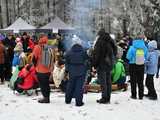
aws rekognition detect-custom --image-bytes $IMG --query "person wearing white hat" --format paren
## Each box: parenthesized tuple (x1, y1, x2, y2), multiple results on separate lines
(13, 40, 27, 70)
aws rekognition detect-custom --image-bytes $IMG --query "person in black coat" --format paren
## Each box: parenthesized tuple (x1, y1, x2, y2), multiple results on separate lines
(3, 34, 16, 81)
(92, 29, 117, 104)
(65, 43, 88, 107)
(21, 32, 30, 53)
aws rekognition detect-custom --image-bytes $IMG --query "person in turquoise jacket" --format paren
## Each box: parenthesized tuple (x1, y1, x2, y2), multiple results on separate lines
(126, 39, 148, 64)
(126, 36, 148, 100)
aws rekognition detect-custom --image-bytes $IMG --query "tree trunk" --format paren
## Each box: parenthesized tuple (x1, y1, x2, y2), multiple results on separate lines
(6, 0, 9, 25)
(17, 0, 20, 17)
(13, 0, 16, 20)
(47, 0, 50, 22)
(0, 5, 3, 28)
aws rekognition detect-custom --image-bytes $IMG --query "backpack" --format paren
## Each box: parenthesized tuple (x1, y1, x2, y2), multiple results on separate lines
(41, 45, 54, 70)
(135, 48, 145, 65)
(12, 54, 20, 66)
(19, 55, 28, 68)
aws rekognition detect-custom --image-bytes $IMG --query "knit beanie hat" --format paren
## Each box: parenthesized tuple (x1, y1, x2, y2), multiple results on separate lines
(116, 46, 123, 59)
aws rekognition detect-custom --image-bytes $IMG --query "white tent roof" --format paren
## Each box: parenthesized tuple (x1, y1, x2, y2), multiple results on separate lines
(4, 17, 36, 33)
(41, 16, 74, 31)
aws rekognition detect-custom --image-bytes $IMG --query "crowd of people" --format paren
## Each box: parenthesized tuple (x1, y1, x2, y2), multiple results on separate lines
(0, 29, 159, 107)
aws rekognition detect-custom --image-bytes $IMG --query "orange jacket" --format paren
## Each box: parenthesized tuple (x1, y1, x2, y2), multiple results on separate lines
(32, 45, 50, 73)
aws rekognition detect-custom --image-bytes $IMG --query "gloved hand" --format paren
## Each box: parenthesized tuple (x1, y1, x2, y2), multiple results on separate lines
(18, 66, 23, 71)
(17, 77, 24, 85)
(26, 64, 32, 71)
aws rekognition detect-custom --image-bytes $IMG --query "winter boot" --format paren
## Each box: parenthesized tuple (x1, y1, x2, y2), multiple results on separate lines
(139, 96, 143, 100)
(96, 97, 110, 104)
(149, 94, 158, 100)
(0, 77, 4, 85)
(38, 97, 50, 103)
(130, 96, 137, 99)
(76, 102, 84, 107)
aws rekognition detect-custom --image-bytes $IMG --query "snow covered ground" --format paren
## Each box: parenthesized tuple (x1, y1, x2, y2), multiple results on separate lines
(0, 78, 160, 120)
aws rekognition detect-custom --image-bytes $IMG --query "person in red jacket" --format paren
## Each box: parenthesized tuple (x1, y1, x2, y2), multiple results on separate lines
(17, 64, 38, 91)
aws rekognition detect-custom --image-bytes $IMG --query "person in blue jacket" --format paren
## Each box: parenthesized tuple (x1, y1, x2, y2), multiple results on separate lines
(126, 35, 148, 100)
(145, 40, 159, 100)
(65, 42, 88, 107)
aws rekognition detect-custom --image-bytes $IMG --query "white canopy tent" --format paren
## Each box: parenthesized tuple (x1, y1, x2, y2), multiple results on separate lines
(4, 17, 36, 33)
(40, 16, 74, 33)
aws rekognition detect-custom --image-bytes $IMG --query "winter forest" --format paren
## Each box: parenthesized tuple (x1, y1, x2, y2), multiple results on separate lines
(0, 0, 160, 39)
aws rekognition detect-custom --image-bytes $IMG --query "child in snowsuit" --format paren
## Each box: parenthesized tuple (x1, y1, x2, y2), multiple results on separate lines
(65, 43, 88, 107)
(145, 40, 159, 100)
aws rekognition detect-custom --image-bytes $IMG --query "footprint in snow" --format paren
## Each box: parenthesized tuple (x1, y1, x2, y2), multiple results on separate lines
(82, 112, 87, 116)
(5, 103, 9, 106)
(10, 100, 17, 103)
(40, 116, 47, 120)
(114, 101, 119, 104)
(59, 116, 64, 120)
(78, 110, 82, 114)
(78, 110, 87, 117)
(108, 108, 114, 111)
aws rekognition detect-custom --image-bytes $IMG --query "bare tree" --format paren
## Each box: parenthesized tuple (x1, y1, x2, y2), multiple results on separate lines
(6, 0, 10, 25)
(0, 4, 3, 28)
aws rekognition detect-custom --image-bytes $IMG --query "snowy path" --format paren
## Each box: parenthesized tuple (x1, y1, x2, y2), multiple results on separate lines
(0, 79, 160, 120)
